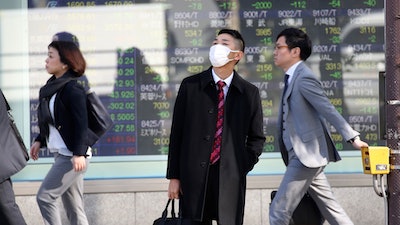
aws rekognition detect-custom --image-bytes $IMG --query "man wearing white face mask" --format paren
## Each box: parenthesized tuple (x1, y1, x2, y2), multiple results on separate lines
(209, 44, 241, 67)
(167, 29, 265, 225)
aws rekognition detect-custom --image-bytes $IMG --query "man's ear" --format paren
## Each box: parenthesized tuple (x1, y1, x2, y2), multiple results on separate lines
(291, 47, 301, 59)
(234, 51, 244, 61)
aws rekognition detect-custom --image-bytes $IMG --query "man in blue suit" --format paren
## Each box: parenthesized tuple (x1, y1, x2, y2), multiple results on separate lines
(269, 28, 369, 225)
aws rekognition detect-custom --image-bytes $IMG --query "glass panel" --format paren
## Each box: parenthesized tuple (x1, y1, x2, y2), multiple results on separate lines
(0, 0, 385, 179)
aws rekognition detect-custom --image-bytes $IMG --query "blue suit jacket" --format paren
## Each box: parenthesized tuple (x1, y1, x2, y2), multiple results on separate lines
(278, 62, 359, 168)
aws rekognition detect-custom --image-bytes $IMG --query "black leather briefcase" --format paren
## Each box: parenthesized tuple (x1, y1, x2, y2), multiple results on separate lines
(271, 190, 325, 225)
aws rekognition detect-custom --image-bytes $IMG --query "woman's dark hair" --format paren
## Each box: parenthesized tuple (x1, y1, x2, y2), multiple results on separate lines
(276, 28, 312, 61)
(48, 41, 86, 76)
(218, 29, 245, 52)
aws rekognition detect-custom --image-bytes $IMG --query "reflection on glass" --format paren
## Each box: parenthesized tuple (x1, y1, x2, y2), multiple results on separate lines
(1, 0, 384, 157)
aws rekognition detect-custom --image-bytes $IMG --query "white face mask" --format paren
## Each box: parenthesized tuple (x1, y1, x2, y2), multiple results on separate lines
(209, 44, 240, 67)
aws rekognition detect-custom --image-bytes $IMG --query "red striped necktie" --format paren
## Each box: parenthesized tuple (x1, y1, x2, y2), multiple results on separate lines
(210, 80, 225, 164)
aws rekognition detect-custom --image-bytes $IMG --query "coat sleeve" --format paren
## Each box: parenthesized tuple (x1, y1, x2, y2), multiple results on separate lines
(298, 76, 359, 141)
(244, 86, 265, 172)
(166, 80, 188, 179)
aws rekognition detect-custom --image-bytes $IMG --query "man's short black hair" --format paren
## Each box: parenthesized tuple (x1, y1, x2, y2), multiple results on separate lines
(276, 28, 312, 61)
(218, 29, 245, 52)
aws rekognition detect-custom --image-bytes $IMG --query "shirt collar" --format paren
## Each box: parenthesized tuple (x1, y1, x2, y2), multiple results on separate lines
(211, 69, 234, 87)
(285, 61, 302, 84)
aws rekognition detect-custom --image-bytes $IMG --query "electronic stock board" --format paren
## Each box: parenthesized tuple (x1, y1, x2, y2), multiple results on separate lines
(28, 0, 384, 157)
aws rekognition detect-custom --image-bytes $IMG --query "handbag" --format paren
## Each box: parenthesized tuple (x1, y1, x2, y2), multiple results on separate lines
(0, 91, 29, 182)
(2, 92, 29, 161)
(59, 81, 113, 147)
(86, 89, 113, 146)
(271, 190, 325, 225)
(153, 199, 190, 225)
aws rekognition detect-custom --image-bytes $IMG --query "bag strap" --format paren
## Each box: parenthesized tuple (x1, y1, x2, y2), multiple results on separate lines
(171, 199, 177, 218)
(161, 199, 177, 220)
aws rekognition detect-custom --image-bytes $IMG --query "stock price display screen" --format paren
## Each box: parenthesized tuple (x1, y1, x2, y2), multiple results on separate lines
(28, 0, 384, 157)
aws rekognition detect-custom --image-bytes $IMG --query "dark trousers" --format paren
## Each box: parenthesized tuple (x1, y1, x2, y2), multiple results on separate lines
(193, 162, 220, 225)
(0, 178, 26, 225)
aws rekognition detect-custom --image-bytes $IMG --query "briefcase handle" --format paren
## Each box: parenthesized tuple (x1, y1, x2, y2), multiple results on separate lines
(162, 199, 177, 219)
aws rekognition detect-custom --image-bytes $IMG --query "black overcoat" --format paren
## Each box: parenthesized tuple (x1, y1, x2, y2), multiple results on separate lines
(167, 68, 265, 225)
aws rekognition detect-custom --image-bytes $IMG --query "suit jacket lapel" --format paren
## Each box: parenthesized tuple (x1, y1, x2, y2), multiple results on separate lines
(285, 62, 306, 99)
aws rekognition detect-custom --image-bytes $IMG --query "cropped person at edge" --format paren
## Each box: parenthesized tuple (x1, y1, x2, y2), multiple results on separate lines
(167, 29, 265, 225)
(30, 39, 91, 225)
(0, 89, 27, 224)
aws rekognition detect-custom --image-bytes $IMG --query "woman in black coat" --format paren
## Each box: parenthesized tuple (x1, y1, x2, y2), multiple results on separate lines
(30, 41, 90, 225)
(167, 29, 265, 225)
